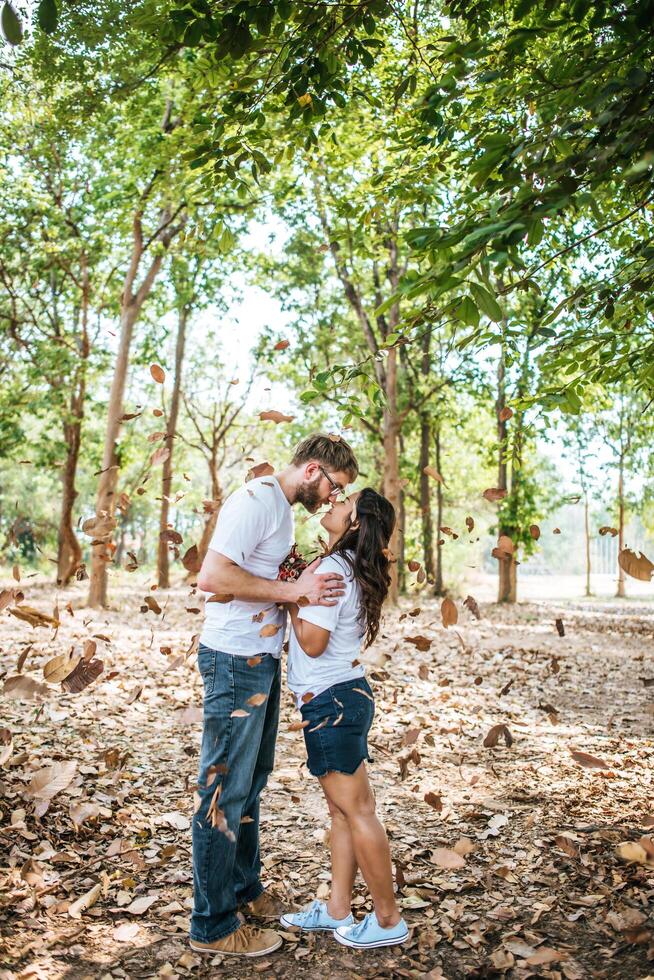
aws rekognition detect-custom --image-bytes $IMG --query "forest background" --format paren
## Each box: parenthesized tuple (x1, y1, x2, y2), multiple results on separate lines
(0, 0, 653, 608)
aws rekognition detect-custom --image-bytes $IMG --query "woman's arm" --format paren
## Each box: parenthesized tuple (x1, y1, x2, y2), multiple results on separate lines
(289, 603, 331, 658)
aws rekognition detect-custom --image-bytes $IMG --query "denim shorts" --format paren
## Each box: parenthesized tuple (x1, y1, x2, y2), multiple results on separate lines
(300, 677, 375, 778)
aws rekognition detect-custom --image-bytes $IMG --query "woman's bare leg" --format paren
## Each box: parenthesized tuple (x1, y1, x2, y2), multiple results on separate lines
(322, 792, 357, 920)
(320, 764, 400, 927)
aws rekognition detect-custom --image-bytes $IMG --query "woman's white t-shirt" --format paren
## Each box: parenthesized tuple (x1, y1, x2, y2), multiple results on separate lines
(287, 552, 365, 708)
(199, 476, 293, 657)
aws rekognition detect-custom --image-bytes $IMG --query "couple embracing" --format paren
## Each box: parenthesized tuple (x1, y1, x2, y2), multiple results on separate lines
(189, 434, 408, 957)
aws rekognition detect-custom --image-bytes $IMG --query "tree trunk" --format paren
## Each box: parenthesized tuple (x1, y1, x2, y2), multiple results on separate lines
(419, 415, 435, 584)
(383, 345, 401, 603)
(158, 304, 189, 588)
(496, 346, 513, 604)
(398, 485, 406, 594)
(88, 303, 141, 607)
(434, 422, 444, 596)
(57, 416, 83, 586)
(616, 456, 626, 598)
(57, 258, 89, 586)
(196, 462, 224, 568)
(584, 494, 592, 597)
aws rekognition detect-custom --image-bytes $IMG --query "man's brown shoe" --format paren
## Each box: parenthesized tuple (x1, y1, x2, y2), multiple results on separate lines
(190, 924, 282, 957)
(244, 891, 285, 919)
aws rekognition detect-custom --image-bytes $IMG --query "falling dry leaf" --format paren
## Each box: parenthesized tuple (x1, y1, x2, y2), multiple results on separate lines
(570, 749, 610, 770)
(441, 597, 458, 628)
(246, 461, 275, 482)
(499, 406, 513, 421)
(273, 339, 290, 350)
(555, 618, 565, 636)
(483, 487, 507, 502)
(207, 593, 235, 603)
(231, 709, 250, 718)
(150, 364, 165, 383)
(465, 516, 474, 532)
(259, 410, 295, 424)
(288, 720, 310, 731)
(246, 693, 268, 707)
(405, 635, 432, 652)
(81, 515, 116, 540)
(10, 605, 59, 628)
(423, 466, 445, 484)
(529, 524, 541, 539)
(182, 545, 202, 573)
(424, 791, 443, 811)
(259, 624, 281, 637)
(150, 446, 170, 467)
(599, 526, 618, 536)
(618, 547, 654, 582)
(463, 595, 481, 620)
(61, 659, 104, 693)
(483, 724, 513, 748)
(439, 526, 458, 539)
(43, 650, 81, 684)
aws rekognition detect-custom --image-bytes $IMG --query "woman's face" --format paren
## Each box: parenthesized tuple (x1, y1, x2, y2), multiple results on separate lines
(320, 491, 360, 536)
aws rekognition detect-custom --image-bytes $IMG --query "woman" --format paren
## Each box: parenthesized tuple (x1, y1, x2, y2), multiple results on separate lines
(280, 488, 408, 950)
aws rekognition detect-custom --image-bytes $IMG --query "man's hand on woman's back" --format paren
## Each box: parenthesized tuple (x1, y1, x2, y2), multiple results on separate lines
(294, 557, 345, 606)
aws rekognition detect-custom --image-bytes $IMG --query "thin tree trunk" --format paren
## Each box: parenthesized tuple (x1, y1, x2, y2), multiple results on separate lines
(88, 304, 139, 607)
(616, 456, 626, 598)
(398, 486, 406, 594)
(496, 344, 512, 604)
(434, 423, 444, 596)
(584, 494, 592, 597)
(158, 304, 189, 588)
(196, 464, 223, 567)
(383, 345, 401, 603)
(419, 416, 435, 583)
(57, 415, 83, 585)
(418, 327, 435, 586)
(57, 258, 90, 586)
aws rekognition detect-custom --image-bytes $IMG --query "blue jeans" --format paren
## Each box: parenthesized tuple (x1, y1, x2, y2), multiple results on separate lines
(190, 644, 281, 942)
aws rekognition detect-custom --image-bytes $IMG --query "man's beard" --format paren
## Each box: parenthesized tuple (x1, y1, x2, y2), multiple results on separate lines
(295, 475, 324, 514)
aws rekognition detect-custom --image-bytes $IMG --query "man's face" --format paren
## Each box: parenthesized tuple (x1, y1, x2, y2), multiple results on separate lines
(295, 462, 352, 514)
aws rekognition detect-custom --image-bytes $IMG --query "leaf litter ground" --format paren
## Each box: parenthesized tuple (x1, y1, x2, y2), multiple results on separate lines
(1, 580, 653, 979)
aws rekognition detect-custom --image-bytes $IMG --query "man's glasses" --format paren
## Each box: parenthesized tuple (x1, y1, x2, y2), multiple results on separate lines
(318, 465, 345, 499)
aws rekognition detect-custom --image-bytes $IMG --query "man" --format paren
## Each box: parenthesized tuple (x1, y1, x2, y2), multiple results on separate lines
(190, 433, 359, 958)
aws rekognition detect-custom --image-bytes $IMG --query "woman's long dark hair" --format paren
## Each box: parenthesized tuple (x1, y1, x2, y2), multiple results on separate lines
(329, 487, 396, 648)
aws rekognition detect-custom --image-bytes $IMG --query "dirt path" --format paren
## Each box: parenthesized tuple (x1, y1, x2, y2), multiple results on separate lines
(1, 581, 653, 979)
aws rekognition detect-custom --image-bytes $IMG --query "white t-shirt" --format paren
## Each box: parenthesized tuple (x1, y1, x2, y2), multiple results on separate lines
(200, 476, 294, 656)
(287, 552, 365, 707)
